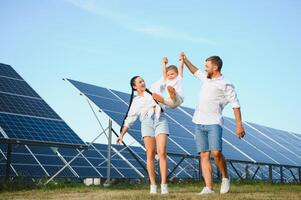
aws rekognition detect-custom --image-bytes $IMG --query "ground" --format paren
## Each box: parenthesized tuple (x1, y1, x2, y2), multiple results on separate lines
(0, 180, 300, 200)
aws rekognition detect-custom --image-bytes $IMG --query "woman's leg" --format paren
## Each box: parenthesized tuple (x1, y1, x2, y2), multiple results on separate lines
(144, 136, 156, 185)
(155, 133, 168, 184)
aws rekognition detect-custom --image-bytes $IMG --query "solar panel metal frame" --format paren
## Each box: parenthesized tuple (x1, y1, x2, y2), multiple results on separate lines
(64, 78, 301, 184)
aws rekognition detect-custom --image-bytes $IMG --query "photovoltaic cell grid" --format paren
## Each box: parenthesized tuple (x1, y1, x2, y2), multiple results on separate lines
(0, 143, 145, 178)
(67, 79, 301, 167)
(1, 142, 299, 182)
(0, 63, 85, 147)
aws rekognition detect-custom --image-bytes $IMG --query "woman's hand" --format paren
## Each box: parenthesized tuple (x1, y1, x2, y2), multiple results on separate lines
(116, 135, 124, 144)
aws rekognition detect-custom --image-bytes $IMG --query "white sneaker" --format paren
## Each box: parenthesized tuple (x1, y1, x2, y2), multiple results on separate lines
(198, 187, 215, 195)
(220, 178, 230, 194)
(161, 184, 169, 195)
(150, 185, 157, 194)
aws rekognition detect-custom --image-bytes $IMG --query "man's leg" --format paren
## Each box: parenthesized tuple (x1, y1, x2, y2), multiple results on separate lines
(200, 151, 213, 189)
(212, 150, 228, 179)
(208, 125, 230, 194)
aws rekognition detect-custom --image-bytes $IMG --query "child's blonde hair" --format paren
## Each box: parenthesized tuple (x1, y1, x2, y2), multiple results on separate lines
(166, 65, 178, 74)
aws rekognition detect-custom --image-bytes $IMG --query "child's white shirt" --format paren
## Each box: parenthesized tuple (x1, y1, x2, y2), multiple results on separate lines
(153, 76, 184, 100)
(165, 76, 184, 100)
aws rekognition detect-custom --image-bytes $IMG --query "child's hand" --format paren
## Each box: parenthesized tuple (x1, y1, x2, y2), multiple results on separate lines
(162, 57, 168, 65)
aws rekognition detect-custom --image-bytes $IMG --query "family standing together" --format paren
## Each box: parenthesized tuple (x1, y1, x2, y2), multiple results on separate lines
(116, 52, 245, 195)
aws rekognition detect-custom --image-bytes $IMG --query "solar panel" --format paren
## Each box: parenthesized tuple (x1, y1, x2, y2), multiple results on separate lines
(0, 143, 149, 179)
(0, 63, 85, 148)
(245, 122, 301, 166)
(67, 79, 301, 169)
(0, 63, 23, 80)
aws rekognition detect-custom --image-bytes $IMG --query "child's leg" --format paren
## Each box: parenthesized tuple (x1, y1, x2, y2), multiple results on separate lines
(164, 96, 183, 108)
(152, 93, 164, 103)
(167, 86, 176, 102)
(165, 86, 183, 108)
(152, 86, 183, 108)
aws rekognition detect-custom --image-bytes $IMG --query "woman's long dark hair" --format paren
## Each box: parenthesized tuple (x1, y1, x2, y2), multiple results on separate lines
(120, 76, 139, 132)
(119, 76, 163, 132)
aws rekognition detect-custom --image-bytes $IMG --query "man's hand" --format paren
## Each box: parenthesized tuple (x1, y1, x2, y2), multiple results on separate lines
(162, 57, 168, 65)
(179, 52, 186, 61)
(236, 123, 245, 139)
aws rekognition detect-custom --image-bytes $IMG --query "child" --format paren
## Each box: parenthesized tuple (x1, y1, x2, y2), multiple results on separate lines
(117, 76, 169, 195)
(152, 57, 184, 109)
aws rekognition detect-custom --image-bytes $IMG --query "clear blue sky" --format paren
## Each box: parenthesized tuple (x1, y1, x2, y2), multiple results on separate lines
(1, 0, 300, 142)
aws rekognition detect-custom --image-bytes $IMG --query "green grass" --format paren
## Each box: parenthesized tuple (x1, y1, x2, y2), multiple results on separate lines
(0, 180, 300, 200)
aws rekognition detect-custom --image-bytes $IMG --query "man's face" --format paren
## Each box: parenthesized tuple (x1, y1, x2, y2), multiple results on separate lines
(166, 69, 178, 80)
(205, 61, 216, 79)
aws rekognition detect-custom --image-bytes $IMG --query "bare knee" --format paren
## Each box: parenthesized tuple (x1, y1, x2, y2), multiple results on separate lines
(146, 150, 156, 161)
(212, 151, 222, 159)
(157, 149, 167, 159)
(200, 152, 210, 160)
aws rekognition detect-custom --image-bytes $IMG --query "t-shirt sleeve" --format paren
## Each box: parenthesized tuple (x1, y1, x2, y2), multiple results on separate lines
(150, 77, 165, 94)
(123, 100, 139, 128)
(224, 82, 240, 108)
(193, 70, 207, 82)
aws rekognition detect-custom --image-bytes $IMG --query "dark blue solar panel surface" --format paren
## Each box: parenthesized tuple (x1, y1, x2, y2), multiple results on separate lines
(246, 122, 301, 166)
(0, 143, 147, 178)
(225, 118, 299, 166)
(0, 63, 23, 80)
(68, 79, 301, 167)
(0, 113, 83, 145)
(0, 93, 60, 119)
(0, 77, 40, 98)
(0, 64, 85, 146)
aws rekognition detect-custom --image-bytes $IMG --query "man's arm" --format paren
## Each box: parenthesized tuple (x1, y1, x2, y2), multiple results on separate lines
(233, 108, 245, 139)
(162, 57, 168, 80)
(179, 52, 199, 74)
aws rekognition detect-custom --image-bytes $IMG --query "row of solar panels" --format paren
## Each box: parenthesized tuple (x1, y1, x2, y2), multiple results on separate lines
(67, 79, 301, 167)
(0, 143, 199, 179)
(1, 143, 298, 182)
(0, 63, 301, 182)
(0, 63, 85, 147)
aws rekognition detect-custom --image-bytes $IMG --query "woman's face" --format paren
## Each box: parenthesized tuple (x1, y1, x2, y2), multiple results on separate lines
(133, 76, 146, 92)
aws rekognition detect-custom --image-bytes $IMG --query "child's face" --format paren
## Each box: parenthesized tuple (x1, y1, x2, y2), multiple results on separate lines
(166, 69, 178, 80)
(133, 77, 146, 92)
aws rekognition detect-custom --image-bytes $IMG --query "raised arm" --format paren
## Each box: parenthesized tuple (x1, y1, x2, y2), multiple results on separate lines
(162, 57, 168, 80)
(179, 52, 199, 74)
(179, 57, 184, 78)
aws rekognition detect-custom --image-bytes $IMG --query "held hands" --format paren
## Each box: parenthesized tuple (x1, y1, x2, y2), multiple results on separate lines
(236, 123, 245, 139)
(179, 52, 186, 61)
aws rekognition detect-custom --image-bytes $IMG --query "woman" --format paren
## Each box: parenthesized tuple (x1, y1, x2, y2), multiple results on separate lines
(117, 76, 169, 195)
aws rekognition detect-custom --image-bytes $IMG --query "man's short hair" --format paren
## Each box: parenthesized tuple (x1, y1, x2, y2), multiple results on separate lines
(206, 56, 223, 71)
(166, 65, 178, 73)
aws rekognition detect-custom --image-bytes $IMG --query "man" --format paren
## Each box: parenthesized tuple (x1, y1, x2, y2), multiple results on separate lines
(179, 52, 245, 195)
